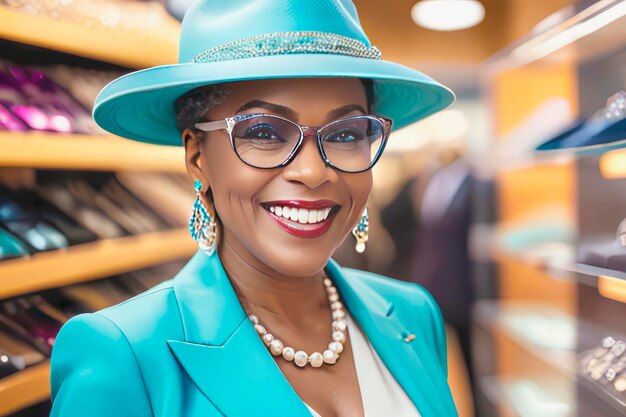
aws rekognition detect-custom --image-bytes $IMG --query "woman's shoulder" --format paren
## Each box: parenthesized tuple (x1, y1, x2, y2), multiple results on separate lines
(98, 278, 177, 317)
(49, 279, 182, 416)
(103, 279, 179, 325)
(56, 278, 184, 351)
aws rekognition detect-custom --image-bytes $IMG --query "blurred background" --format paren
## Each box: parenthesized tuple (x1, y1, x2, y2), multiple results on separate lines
(0, 0, 625, 416)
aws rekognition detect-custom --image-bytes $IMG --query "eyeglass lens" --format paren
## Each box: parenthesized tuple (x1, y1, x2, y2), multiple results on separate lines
(231, 115, 385, 171)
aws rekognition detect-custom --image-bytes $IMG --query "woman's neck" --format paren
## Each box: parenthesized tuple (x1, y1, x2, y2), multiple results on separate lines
(218, 235, 330, 329)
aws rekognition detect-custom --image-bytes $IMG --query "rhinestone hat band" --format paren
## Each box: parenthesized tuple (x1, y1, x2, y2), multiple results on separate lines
(191, 31, 382, 63)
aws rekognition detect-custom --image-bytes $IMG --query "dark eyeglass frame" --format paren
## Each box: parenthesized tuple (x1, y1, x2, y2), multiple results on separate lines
(194, 113, 393, 173)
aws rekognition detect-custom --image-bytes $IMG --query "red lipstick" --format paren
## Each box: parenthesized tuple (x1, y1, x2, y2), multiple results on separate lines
(261, 200, 340, 238)
(262, 199, 337, 209)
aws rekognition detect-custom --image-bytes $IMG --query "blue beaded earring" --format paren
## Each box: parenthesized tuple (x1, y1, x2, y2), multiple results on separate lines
(189, 179, 217, 256)
(352, 208, 369, 253)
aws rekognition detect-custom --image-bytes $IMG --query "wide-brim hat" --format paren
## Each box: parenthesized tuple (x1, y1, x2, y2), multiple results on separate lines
(93, 0, 455, 146)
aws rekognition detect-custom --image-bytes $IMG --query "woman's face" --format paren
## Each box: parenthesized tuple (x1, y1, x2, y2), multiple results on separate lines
(184, 78, 372, 278)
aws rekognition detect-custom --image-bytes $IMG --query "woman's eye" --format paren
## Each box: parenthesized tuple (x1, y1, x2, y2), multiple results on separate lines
(243, 124, 284, 141)
(325, 128, 364, 143)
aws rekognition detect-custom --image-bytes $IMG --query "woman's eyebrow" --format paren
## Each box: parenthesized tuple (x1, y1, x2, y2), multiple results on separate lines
(237, 100, 297, 119)
(327, 104, 367, 120)
(236, 100, 367, 121)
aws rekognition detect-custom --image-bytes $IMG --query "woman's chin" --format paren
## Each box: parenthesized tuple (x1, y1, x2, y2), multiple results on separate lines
(253, 243, 338, 278)
(218, 231, 339, 277)
(219, 216, 350, 278)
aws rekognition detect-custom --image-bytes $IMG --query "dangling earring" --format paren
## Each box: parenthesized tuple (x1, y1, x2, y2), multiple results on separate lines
(189, 179, 217, 256)
(352, 208, 369, 253)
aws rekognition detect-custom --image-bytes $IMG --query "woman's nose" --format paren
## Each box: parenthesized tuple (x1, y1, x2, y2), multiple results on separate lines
(281, 134, 338, 188)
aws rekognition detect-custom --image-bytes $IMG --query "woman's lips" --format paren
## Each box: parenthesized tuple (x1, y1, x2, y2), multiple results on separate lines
(261, 200, 340, 238)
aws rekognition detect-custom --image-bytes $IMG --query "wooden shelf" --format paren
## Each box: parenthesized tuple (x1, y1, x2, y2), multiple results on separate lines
(0, 132, 186, 172)
(0, 228, 196, 298)
(0, 3, 179, 68)
(0, 361, 50, 416)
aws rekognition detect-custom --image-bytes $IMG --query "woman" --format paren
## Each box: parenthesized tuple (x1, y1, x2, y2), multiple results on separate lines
(49, 0, 457, 416)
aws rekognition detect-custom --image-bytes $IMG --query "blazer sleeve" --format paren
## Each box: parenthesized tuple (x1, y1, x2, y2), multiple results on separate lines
(49, 313, 153, 417)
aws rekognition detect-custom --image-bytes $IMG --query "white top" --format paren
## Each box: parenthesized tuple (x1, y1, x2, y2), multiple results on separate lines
(303, 312, 421, 417)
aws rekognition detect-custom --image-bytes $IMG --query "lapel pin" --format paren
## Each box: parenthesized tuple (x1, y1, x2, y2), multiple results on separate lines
(404, 334, 416, 343)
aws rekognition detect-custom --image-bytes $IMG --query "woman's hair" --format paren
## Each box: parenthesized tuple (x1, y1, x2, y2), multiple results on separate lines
(174, 83, 232, 134)
(174, 79, 374, 133)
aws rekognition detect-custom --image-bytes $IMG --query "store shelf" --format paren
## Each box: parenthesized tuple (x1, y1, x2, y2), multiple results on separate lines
(479, 375, 573, 417)
(490, 242, 575, 271)
(473, 300, 626, 415)
(555, 263, 626, 282)
(577, 373, 626, 415)
(491, 242, 626, 297)
(0, 3, 179, 68)
(473, 300, 578, 375)
(0, 361, 50, 416)
(0, 228, 196, 298)
(545, 263, 626, 303)
(479, 376, 522, 417)
(0, 132, 186, 172)
(542, 262, 626, 304)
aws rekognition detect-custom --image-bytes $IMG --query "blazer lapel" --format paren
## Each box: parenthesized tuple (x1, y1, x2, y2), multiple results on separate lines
(327, 260, 455, 417)
(167, 250, 312, 416)
(167, 250, 454, 417)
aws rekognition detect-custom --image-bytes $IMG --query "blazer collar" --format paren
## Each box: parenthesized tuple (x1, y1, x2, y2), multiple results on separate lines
(167, 250, 454, 417)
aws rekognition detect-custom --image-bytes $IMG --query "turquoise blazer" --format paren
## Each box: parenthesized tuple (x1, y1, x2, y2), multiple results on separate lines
(49, 250, 458, 416)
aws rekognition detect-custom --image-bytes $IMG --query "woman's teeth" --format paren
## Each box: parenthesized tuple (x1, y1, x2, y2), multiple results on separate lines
(268, 206, 331, 224)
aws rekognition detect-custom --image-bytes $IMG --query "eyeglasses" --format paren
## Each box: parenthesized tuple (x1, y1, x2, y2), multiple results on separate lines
(194, 113, 392, 173)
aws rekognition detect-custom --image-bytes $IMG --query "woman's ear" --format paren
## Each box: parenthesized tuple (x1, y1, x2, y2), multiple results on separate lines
(183, 128, 206, 183)
(183, 128, 217, 218)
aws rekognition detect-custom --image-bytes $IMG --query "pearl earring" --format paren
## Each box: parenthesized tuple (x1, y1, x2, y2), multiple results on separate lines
(189, 179, 217, 256)
(352, 207, 369, 253)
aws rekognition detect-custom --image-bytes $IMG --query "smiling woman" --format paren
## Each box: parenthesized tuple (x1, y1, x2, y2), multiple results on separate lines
(48, 1, 458, 417)
(183, 78, 376, 278)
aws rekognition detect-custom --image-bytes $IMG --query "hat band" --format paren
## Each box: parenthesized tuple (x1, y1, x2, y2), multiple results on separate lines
(191, 31, 382, 63)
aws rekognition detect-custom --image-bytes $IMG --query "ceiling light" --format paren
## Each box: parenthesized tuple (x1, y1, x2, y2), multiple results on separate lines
(411, 0, 485, 31)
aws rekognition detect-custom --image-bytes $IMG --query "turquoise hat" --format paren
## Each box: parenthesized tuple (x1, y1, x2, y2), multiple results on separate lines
(93, 0, 455, 146)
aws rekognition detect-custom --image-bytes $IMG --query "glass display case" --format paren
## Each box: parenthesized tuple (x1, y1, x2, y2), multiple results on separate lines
(473, 1, 626, 416)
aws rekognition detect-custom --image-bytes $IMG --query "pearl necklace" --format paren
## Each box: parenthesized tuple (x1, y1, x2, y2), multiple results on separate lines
(248, 278, 347, 368)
